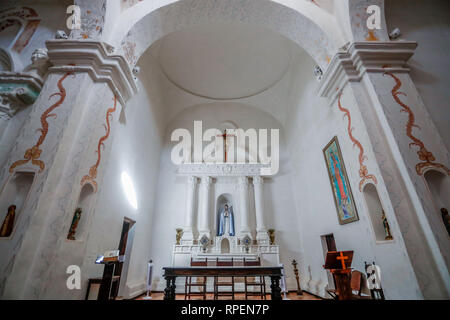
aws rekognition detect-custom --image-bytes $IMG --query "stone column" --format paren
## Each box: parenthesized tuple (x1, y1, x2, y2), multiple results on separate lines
(253, 176, 269, 244)
(0, 40, 136, 299)
(182, 176, 198, 244)
(318, 41, 450, 298)
(198, 176, 212, 239)
(238, 176, 251, 239)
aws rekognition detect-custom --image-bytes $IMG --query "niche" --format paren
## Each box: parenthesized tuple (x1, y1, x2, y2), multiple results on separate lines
(363, 183, 393, 242)
(67, 184, 94, 241)
(0, 171, 35, 238)
(221, 238, 230, 253)
(216, 193, 235, 237)
(424, 170, 450, 237)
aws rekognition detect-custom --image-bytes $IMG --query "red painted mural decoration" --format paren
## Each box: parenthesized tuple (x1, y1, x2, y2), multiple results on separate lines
(9, 71, 74, 173)
(384, 71, 450, 176)
(0, 7, 41, 53)
(338, 92, 378, 191)
(81, 96, 117, 192)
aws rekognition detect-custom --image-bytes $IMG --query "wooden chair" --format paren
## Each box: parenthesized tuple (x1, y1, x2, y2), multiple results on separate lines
(350, 270, 371, 299)
(214, 258, 234, 300)
(185, 258, 207, 300)
(244, 257, 266, 300)
(326, 270, 370, 300)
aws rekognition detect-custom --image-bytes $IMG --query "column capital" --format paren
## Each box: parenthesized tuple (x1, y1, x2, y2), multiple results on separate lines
(187, 176, 198, 186)
(200, 176, 212, 186)
(238, 176, 249, 187)
(252, 176, 264, 185)
(318, 41, 417, 102)
(45, 40, 137, 105)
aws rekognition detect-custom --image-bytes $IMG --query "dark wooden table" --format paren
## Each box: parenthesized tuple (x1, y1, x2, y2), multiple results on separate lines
(162, 266, 283, 300)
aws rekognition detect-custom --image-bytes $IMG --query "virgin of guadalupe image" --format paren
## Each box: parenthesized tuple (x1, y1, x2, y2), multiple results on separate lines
(329, 151, 351, 219)
(218, 204, 235, 236)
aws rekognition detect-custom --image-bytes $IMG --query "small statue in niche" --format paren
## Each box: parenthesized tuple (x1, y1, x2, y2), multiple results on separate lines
(175, 228, 183, 245)
(441, 208, 450, 237)
(0, 205, 16, 237)
(67, 207, 82, 240)
(268, 229, 275, 245)
(381, 210, 393, 240)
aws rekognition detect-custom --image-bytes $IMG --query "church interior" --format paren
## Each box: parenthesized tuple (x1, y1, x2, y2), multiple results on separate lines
(0, 0, 449, 301)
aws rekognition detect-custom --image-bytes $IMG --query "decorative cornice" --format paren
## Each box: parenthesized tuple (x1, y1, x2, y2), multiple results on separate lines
(46, 40, 137, 105)
(318, 41, 417, 102)
(178, 163, 268, 177)
(0, 72, 43, 119)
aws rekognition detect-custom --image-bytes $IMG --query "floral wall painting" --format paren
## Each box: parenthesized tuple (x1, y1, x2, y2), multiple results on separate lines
(323, 136, 359, 225)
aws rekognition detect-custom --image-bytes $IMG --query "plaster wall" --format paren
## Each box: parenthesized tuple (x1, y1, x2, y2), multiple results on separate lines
(148, 102, 302, 292)
(385, 0, 450, 152)
(284, 55, 422, 299)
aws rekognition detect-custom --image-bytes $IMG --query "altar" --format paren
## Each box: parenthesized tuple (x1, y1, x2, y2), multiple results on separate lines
(170, 163, 280, 291)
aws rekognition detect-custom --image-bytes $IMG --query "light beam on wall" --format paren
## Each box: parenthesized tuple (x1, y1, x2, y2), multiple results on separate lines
(121, 172, 138, 210)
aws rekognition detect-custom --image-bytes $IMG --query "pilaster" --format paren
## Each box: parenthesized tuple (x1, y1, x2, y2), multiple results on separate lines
(318, 41, 450, 298)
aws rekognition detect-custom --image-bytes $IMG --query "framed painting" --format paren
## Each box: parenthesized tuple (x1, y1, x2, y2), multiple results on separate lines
(323, 136, 359, 225)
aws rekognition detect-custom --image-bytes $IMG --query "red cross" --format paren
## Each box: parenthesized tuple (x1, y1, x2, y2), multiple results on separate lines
(216, 129, 235, 162)
(336, 252, 349, 270)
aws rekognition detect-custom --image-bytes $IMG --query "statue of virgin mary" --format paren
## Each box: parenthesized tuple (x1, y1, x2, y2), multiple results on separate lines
(218, 204, 235, 236)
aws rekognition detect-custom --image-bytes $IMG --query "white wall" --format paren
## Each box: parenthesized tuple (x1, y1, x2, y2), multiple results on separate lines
(385, 0, 450, 152)
(148, 102, 303, 291)
(284, 54, 422, 299)
(77, 58, 166, 299)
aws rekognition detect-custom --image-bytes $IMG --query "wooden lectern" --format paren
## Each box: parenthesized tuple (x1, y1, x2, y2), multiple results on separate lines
(323, 251, 354, 300)
(95, 254, 125, 300)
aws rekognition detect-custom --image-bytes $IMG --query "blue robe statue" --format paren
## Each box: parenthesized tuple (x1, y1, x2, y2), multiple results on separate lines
(218, 205, 235, 236)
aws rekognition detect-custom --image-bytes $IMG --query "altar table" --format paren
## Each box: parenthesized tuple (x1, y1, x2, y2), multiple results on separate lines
(162, 266, 283, 300)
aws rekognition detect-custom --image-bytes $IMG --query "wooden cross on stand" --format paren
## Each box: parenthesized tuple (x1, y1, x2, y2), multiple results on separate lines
(216, 129, 235, 163)
(336, 251, 349, 270)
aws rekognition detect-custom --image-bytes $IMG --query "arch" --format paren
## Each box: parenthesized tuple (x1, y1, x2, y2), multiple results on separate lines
(112, 0, 336, 69)
(362, 183, 393, 241)
(216, 193, 234, 236)
(220, 238, 230, 254)
(0, 7, 40, 54)
(67, 183, 95, 241)
(0, 171, 35, 238)
(424, 169, 450, 237)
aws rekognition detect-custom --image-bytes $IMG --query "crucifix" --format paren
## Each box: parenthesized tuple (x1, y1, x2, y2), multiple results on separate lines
(336, 251, 349, 270)
(323, 251, 354, 300)
(216, 129, 235, 162)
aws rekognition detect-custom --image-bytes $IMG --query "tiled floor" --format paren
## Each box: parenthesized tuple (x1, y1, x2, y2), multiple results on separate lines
(136, 291, 322, 300)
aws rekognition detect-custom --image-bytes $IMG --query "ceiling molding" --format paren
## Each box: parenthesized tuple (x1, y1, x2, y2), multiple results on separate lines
(317, 41, 418, 103)
(46, 40, 137, 105)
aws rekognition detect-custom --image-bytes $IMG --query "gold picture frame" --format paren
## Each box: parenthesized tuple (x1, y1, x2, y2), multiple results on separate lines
(323, 136, 359, 225)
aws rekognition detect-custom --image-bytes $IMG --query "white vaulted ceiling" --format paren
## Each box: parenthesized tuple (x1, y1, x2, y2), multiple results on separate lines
(139, 22, 316, 126)
(157, 23, 292, 100)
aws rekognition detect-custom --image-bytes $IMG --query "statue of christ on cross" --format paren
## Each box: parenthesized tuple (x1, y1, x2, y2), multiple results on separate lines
(217, 129, 235, 162)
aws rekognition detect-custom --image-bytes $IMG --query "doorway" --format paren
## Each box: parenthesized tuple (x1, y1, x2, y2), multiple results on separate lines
(321, 234, 336, 290)
(113, 217, 136, 298)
